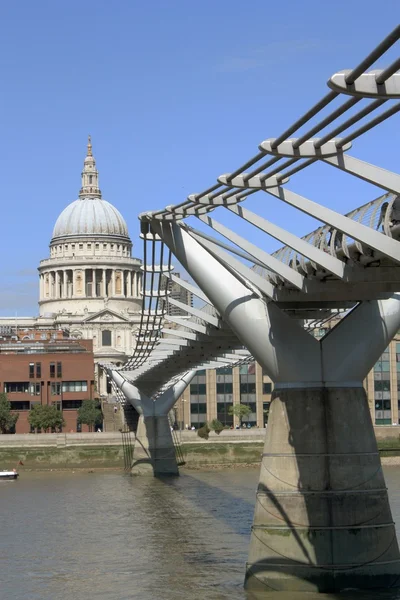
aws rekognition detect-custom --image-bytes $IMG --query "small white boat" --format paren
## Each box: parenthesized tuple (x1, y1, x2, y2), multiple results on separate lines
(0, 470, 19, 480)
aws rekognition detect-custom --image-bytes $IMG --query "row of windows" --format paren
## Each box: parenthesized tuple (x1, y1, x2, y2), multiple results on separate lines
(51, 243, 130, 257)
(191, 380, 272, 396)
(4, 381, 88, 394)
(9, 399, 83, 411)
(29, 362, 62, 378)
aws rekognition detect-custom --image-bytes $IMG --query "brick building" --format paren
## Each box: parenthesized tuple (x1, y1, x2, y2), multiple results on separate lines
(0, 337, 95, 433)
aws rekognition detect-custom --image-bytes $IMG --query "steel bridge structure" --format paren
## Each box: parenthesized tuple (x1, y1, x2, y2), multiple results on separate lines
(107, 26, 400, 593)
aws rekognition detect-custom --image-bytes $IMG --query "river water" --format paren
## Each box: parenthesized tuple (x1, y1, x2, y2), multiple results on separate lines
(2, 467, 400, 600)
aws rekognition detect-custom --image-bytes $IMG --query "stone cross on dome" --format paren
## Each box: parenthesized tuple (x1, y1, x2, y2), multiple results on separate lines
(79, 135, 102, 199)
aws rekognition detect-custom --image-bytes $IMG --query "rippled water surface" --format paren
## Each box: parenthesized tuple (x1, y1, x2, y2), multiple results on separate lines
(2, 466, 400, 600)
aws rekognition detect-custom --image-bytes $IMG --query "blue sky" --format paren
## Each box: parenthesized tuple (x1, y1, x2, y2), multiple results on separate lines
(0, 1, 399, 315)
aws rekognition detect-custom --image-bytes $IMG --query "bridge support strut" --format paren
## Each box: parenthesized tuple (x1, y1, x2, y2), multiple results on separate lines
(108, 370, 195, 476)
(152, 220, 400, 592)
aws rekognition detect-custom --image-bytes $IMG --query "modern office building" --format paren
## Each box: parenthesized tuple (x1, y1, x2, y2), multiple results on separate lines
(165, 273, 194, 317)
(175, 328, 400, 430)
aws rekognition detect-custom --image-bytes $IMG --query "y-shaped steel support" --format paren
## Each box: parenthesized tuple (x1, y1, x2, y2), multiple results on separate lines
(153, 220, 400, 593)
(108, 370, 196, 476)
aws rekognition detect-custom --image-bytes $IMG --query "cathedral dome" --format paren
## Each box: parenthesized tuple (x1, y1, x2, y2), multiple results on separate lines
(52, 197, 130, 241)
(51, 136, 131, 243)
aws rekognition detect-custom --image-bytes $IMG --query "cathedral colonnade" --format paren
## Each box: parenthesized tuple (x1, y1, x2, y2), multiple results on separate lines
(39, 268, 142, 301)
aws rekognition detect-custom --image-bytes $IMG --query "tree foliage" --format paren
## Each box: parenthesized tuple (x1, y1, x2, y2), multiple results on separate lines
(28, 404, 64, 432)
(228, 403, 252, 425)
(0, 393, 19, 434)
(210, 419, 224, 435)
(28, 404, 65, 433)
(77, 400, 102, 431)
(197, 423, 211, 440)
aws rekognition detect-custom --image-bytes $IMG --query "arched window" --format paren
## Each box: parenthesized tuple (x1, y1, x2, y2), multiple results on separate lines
(102, 330, 112, 346)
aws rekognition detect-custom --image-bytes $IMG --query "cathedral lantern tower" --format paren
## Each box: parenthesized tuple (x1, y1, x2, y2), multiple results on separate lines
(79, 136, 102, 199)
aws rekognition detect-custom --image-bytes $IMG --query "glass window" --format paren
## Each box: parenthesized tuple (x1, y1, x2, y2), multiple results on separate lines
(102, 330, 112, 346)
(51, 382, 61, 396)
(29, 363, 34, 378)
(50, 363, 55, 378)
(56, 362, 62, 378)
(263, 382, 272, 395)
(4, 382, 30, 393)
(36, 362, 41, 378)
(62, 400, 83, 410)
(62, 381, 88, 392)
(10, 401, 30, 410)
(216, 367, 231, 376)
(374, 380, 391, 392)
(29, 383, 40, 396)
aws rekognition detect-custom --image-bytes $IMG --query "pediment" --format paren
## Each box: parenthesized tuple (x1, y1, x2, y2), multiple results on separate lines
(82, 309, 130, 324)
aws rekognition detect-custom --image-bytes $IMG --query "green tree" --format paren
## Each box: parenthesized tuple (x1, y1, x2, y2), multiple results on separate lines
(77, 400, 102, 432)
(0, 393, 19, 434)
(209, 418, 224, 435)
(28, 404, 65, 433)
(228, 403, 252, 427)
(197, 423, 211, 440)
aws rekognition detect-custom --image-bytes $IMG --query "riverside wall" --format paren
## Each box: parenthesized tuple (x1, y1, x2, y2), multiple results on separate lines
(0, 427, 399, 470)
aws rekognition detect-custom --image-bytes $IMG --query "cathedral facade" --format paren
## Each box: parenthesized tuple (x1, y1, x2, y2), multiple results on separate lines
(0, 138, 142, 395)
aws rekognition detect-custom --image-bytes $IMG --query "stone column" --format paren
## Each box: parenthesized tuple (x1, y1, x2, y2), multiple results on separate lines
(112, 270, 116, 296)
(103, 269, 107, 297)
(127, 271, 132, 297)
(92, 269, 96, 298)
(136, 272, 140, 296)
(72, 269, 76, 297)
(63, 271, 67, 298)
(131, 272, 136, 296)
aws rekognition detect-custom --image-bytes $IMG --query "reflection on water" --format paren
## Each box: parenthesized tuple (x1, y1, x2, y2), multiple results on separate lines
(1, 466, 400, 599)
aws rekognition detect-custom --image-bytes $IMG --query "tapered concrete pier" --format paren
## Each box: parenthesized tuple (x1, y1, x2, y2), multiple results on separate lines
(245, 386, 400, 592)
(109, 370, 195, 476)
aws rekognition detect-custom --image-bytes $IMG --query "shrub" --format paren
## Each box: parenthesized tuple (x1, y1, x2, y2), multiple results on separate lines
(210, 419, 224, 435)
(0, 393, 18, 434)
(197, 424, 211, 440)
